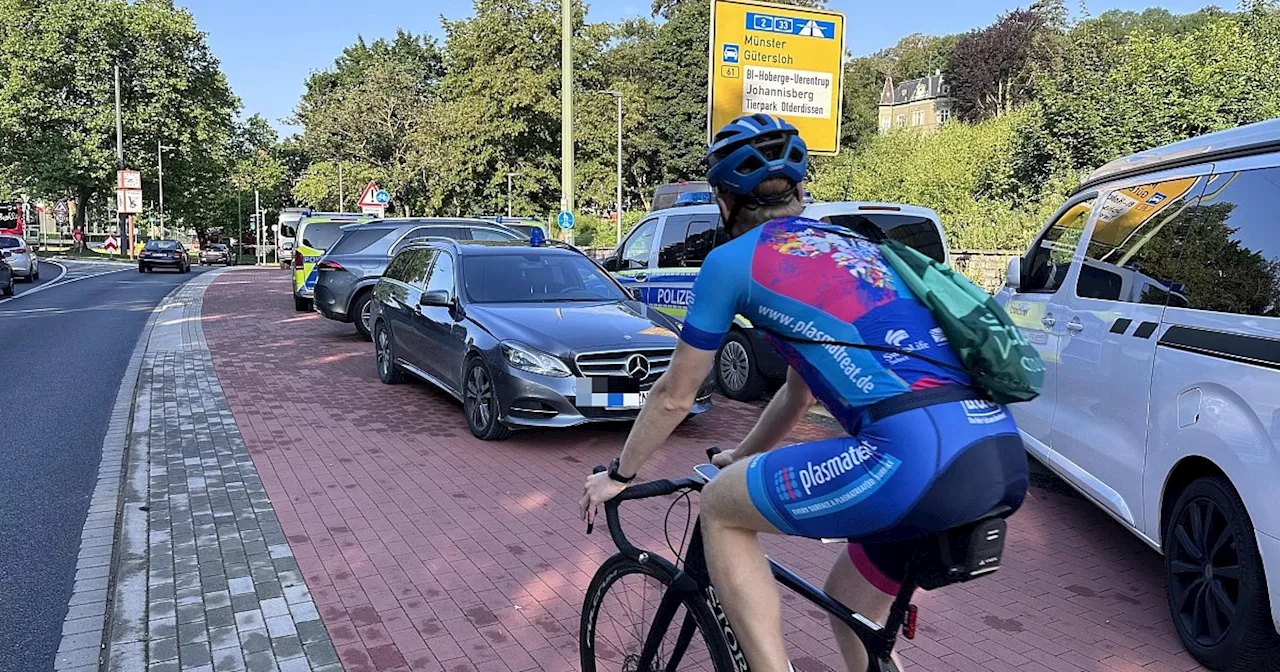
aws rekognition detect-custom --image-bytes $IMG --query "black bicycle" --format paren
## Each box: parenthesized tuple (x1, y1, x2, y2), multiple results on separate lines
(579, 449, 1014, 672)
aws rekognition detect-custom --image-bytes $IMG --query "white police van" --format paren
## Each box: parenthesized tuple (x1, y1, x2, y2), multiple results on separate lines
(998, 119, 1280, 670)
(601, 200, 949, 400)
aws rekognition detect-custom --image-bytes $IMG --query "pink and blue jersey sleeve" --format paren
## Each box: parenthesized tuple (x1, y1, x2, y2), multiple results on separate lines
(678, 236, 753, 351)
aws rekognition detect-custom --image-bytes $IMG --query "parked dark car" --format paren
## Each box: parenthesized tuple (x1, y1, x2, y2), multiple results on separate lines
(370, 239, 713, 440)
(313, 218, 523, 340)
(199, 243, 232, 266)
(138, 240, 190, 273)
(0, 252, 14, 296)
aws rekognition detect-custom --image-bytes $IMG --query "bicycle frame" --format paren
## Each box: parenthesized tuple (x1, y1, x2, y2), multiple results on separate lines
(595, 473, 917, 672)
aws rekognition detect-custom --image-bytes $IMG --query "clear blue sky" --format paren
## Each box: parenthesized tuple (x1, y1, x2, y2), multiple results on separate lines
(177, 0, 1214, 135)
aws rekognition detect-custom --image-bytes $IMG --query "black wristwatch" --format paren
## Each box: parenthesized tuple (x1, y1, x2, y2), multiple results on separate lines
(608, 457, 635, 484)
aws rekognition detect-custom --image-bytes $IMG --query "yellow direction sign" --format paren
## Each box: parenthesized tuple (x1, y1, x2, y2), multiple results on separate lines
(709, 0, 846, 155)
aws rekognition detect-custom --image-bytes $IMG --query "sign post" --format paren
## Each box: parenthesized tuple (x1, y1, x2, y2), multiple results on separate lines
(708, 0, 846, 155)
(116, 169, 142, 257)
(357, 181, 388, 217)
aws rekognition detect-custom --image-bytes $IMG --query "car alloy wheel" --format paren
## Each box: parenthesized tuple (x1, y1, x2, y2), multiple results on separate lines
(716, 331, 765, 401)
(375, 324, 405, 384)
(464, 360, 511, 440)
(1169, 494, 1239, 648)
(1165, 475, 1280, 671)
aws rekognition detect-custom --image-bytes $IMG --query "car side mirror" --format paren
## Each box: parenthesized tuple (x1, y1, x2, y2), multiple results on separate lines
(602, 256, 619, 272)
(2, 251, 10, 258)
(627, 287, 643, 301)
(1005, 257, 1022, 290)
(419, 289, 454, 308)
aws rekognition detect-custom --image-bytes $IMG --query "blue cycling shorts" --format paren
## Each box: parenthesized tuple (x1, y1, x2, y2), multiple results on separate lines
(745, 398, 1028, 541)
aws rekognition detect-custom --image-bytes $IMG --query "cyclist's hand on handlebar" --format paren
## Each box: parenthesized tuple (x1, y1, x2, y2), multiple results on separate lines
(711, 448, 737, 468)
(580, 470, 627, 526)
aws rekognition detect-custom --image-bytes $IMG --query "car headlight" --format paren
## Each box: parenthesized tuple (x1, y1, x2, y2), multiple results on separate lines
(500, 341, 571, 378)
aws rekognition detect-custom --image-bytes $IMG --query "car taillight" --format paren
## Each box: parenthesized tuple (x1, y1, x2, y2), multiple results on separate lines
(13, 247, 24, 254)
(294, 251, 304, 267)
(317, 260, 343, 272)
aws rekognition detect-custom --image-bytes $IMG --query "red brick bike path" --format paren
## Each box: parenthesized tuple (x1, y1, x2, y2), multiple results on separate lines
(201, 269, 1206, 672)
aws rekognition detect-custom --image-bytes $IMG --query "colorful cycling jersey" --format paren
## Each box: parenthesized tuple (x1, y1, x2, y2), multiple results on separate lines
(680, 216, 971, 434)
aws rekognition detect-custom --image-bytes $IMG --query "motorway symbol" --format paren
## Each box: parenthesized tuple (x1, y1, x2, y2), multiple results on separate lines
(557, 210, 575, 230)
(799, 20, 825, 37)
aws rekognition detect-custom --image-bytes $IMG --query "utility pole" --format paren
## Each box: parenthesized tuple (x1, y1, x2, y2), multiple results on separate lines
(254, 187, 261, 266)
(506, 173, 515, 219)
(237, 191, 242, 266)
(114, 64, 125, 252)
(337, 161, 344, 211)
(595, 90, 624, 245)
(561, 0, 574, 245)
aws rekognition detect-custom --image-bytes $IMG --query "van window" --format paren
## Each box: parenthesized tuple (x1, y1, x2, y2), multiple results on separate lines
(620, 219, 657, 271)
(1023, 198, 1095, 293)
(683, 217, 727, 267)
(300, 222, 346, 250)
(657, 215, 693, 267)
(1077, 176, 1208, 304)
(330, 228, 391, 255)
(822, 213, 946, 263)
(1165, 168, 1280, 317)
(392, 227, 464, 255)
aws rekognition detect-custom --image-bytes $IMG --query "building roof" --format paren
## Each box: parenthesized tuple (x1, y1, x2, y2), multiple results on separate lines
(880, 72, 949, 107)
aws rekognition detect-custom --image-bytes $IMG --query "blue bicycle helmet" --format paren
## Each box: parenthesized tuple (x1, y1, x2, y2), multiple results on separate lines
(705, 114, 808, 196)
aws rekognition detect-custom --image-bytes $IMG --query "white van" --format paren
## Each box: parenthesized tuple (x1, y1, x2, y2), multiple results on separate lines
(600, 201, 949, 400)
(998, 119, 1280, 671)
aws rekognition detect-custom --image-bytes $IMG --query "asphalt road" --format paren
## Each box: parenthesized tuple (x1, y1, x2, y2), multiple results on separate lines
(0, 262, 211, 671)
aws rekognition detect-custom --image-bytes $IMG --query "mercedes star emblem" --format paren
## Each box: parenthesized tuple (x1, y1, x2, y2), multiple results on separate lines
(624, 354, 651, 381)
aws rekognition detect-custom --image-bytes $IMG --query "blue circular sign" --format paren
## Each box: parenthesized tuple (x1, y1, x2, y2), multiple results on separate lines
(557, 210, 575, 230)
(375, 190, 390, 204)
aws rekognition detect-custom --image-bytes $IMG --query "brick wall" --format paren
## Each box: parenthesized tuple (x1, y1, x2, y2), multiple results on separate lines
(951, 249, 1020, 294)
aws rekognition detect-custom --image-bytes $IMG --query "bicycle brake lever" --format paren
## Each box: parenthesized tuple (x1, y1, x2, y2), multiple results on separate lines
(587, 465, 607, 535)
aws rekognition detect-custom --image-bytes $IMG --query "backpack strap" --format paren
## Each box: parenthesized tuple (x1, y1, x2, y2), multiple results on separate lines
(767, 331, 970, 376)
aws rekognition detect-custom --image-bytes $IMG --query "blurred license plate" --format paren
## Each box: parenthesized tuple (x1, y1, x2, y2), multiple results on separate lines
(576, 378, 646, 409)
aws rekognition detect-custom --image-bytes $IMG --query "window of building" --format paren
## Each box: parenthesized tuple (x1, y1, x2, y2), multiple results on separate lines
(1159, 168, 1280, 317)
(895, 114, 905, 128)
(913, 110, 924, 126)
(1076, 176, 1209, 305)
(1023, 197, 1095, 293)
(881, 117, 891, 131)
(939, 108, 951, 124)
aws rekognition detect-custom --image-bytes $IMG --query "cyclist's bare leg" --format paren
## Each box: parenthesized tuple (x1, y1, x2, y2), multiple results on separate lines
(700, 459, 791, 672)
(823, 549, 903, 671)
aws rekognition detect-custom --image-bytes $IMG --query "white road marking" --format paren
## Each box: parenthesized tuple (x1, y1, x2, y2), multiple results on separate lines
(0, 263, 128, 305)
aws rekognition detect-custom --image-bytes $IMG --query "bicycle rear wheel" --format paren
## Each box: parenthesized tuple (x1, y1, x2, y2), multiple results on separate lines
(581, 554, 736, 672)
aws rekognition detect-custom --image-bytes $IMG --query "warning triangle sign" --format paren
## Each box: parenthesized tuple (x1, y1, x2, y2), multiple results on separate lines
(357, 181, 382, 208)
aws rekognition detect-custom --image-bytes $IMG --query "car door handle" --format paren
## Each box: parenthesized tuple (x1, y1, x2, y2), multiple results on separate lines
(1041, 315, 1056, 328)
(633, 273, 648, 281)
(1067, 317, 1084, 332)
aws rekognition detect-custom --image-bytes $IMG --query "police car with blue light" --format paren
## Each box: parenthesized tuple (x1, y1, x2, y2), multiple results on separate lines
(599, 195, 950, 400)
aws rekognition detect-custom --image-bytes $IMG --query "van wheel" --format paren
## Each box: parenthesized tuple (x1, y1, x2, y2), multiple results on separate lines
(1165, 475, 1280, 671)
(716, 331, 765, 401)
(464, 359, 512, 441)
(293, 295, 311, 312)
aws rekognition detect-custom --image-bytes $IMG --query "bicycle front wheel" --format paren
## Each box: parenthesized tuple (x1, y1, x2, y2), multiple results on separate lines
(581, 553, 737, 672)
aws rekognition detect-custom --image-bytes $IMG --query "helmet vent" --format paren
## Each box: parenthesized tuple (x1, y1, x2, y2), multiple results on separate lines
(735, 154, 765, 176)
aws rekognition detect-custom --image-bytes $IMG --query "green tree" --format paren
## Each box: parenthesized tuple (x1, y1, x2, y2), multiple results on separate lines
(0, 0, 238, 239)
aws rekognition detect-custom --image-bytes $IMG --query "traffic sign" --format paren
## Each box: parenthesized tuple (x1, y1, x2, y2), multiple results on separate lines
(362, 205, 386, 217)
(103, 235, 119, 253)
(557, 210, 575, 230)
(709, 0, 846, 155)
(357, 181, 385, 208)
(117, 189, 143, 214)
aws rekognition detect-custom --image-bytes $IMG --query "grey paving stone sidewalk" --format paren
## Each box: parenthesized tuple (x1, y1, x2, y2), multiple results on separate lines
(107, 272, 340, 672)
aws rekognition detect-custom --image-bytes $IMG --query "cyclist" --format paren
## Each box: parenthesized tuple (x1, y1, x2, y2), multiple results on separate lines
(581, 113, 1029, 672)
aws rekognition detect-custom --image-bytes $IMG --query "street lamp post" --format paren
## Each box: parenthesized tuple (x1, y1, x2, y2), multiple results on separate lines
(506, 173, 517, 219)
(157, 141, 175, 237)
(594, 90, 624, 245)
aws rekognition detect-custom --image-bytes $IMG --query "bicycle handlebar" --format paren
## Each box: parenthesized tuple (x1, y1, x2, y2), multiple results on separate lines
(586, 446, 723, 554)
